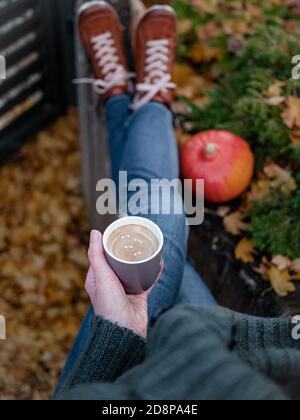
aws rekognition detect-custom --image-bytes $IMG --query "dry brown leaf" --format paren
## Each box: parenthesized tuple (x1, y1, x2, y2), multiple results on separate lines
(223, 19, 251, 36)
(0, 109, 89, 400)
(216, 206, 231, 218)
(291, 259, 300, 273)
(196, 21, 223, 42)
(178, 19, 193, 35)
(263, 163, 295, 190)
(271, 255, 292, 271)
(235, 238, 257, 263)
(191, 0, 218, 14)
(176, 75, 210, 100)
(265, 96, 286, 106)
(280, 177, 297, 197)
(290, 128, 300, 145)
(173, 63, 195, 87)
(267, 267, 296, 297)
(254, 258, 271, 280)
(223, 211, 249, 236)
(266, 81, 286, 98)
(246, 179, 271, 204)
(188, 42, 223, 63)
(281, 96, 300, 129)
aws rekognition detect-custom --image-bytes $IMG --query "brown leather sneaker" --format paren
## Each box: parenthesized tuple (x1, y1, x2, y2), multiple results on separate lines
(132, 5, 177, 111)
(76, 1, 130, 100)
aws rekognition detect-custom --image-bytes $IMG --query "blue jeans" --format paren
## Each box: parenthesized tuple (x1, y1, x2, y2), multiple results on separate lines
(54, 96, 216, 395)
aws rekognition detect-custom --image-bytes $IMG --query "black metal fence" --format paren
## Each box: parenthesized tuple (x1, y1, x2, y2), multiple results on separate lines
(0, 0, 75, 163)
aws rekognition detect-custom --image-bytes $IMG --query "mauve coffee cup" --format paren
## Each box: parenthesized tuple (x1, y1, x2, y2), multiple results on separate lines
(103, 216, 164, 294)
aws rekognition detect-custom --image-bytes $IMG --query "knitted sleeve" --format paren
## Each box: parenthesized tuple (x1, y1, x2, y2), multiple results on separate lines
(57, 316, 145, 395)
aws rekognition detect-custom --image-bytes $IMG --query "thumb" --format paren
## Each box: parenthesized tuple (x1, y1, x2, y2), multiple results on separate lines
(88, 230, 115, 282)
(85, 266, 96, 300)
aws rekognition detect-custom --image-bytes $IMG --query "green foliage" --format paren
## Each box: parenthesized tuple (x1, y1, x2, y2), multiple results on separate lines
(185, 25, 297, 165)
(251, 190, 300, 259)
(175, 1, 300, 259)
(173, 0, 212, 59)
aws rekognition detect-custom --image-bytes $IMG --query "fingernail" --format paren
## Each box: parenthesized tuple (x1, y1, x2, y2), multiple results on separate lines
(90, 230, 99, 241)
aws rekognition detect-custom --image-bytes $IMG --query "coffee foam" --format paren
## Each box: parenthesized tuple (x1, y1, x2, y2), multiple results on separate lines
(107, 224, 158, 263)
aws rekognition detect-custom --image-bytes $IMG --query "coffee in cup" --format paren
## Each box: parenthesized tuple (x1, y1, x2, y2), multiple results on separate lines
(103, 217, 164, 294)
(107, 224, 159, 263)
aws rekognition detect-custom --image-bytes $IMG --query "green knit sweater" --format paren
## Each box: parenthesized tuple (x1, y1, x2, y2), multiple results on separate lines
(56, 305, 300, 400)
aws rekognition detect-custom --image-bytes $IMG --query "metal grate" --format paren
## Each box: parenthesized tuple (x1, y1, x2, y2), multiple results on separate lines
(0, 0, 69, 163)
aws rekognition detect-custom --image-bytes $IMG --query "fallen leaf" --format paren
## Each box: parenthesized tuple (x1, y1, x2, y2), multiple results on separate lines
(235, 238, 257, 263)
(280, 177, 297, 197)
(196, 21, 223, 42)
(266, 81, 286, 98)
(246, 179, 271, 204)
(178, 19, 193, 35)
(191, 0, 218, 14)
(265, 96, 286, 106)
(188, 42, 223, 64)
(281, 96, 300, 129)
(254, 258, 271, 280)
(291, 259, 300, 273)
(223, 211, 249, 236)
(263, 163, 295, 190)
(216, 206, 231, 218)
(173, 63, 195, 87)
(0, 109, 90, 400)
(271, 255, 292, 271)
(176, 75, 210, 100)
(223, 19, 251, 36)
(267, 266, 296, 297)
(290, 128, 300, 145)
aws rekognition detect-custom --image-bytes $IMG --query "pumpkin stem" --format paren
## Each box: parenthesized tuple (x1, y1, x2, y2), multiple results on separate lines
(204, 143, 218, 157)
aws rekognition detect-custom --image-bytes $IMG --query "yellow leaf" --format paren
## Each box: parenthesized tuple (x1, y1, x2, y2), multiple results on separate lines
(188, 42, 223, 64)
(178, 19, 193, 36)
(223, 211, 249, 236)
(267, 267, 295, 297)
(173, 63, 195, 87)
(235, 239, 257, 264)
(176, 75, 210, 100)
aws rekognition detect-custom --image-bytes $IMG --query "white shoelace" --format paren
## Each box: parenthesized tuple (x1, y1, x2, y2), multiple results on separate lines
(74, 32, 132, 95)
(131, 39, 176, 111)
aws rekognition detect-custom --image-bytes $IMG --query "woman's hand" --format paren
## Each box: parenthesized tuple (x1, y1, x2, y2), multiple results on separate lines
(85, 230, 156, 338)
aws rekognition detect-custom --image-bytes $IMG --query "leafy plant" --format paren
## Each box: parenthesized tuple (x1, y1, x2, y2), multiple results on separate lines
(174, 0, 300, 261)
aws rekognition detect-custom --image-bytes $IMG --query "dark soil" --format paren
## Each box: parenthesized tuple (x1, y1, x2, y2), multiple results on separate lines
(189, 213, 300, 318)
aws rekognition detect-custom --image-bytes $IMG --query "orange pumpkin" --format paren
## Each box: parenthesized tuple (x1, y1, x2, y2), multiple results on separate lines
(180, 130, 255, 203)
